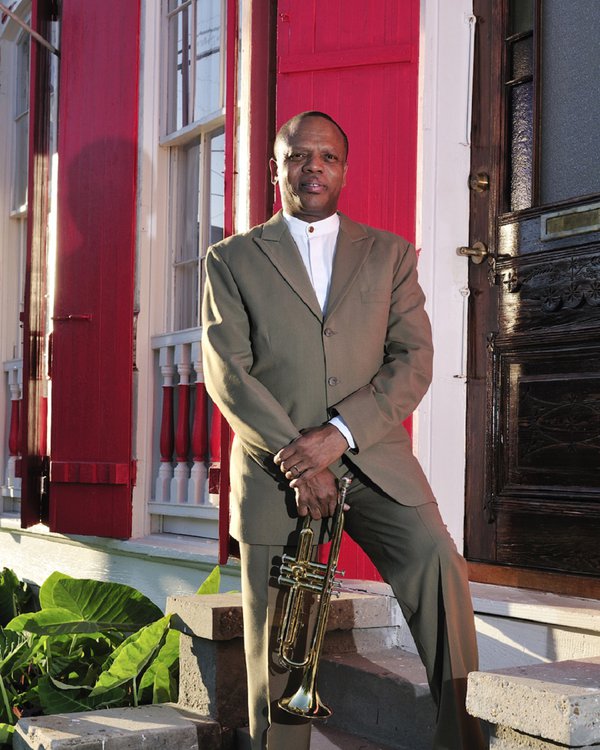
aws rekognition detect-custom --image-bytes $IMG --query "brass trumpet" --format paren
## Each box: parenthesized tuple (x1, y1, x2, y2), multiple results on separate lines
(275, 475, 352, 719)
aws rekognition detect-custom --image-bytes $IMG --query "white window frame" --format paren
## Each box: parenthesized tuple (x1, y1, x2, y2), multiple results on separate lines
(160, 0, 226, 333)
(163, 0, 226, 138)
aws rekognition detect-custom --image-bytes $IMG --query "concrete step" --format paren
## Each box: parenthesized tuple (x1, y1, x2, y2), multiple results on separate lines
(311, 724, 402, 749)
(317, 648, 435, 750)
(236, 724, 398, 749)
(13, 704, 222, 749)
(168, 585, 408, 644)
(467, 656, 600, 749)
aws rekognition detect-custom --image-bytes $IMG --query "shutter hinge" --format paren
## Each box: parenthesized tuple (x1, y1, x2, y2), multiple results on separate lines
(40, 455, 50, 506)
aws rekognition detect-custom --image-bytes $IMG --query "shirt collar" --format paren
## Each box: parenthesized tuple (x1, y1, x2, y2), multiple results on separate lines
(283, 211, 340, 238)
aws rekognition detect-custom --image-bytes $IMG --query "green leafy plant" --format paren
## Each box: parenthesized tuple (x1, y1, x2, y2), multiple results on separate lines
(0, 569, 34, 627)
(0, 566, 224, 747)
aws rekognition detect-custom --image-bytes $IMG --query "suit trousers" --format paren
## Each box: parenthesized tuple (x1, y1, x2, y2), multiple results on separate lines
(239, 475, 488, 750)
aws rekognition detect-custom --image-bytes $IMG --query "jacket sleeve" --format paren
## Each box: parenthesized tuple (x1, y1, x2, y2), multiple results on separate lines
(332, 242, 433, 452)
(201, 245, 301, 468)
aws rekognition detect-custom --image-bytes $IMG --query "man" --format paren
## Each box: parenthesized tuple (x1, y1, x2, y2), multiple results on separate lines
(202, 111, 486, 750)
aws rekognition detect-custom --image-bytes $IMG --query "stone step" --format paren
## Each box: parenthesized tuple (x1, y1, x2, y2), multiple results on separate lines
(167, 585, 407, 644)
(236, 724, 398, 750)
(317, 648, 435, 750)
(312, 724, 400, 750)
(14, 704, 222, 750)
(467, 656, 600, 749)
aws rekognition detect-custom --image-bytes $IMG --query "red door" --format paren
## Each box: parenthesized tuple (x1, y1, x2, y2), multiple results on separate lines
(275, 0, 421, 580)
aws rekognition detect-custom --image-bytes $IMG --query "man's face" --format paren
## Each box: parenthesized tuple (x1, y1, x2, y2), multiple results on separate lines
(270, 116, 348, 223)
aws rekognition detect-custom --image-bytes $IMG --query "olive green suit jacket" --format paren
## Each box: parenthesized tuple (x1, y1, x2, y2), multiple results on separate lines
(201, 211, 435, 545)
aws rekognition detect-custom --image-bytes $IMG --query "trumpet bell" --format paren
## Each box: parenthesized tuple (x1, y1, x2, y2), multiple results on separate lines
(278, 686, 332, 719)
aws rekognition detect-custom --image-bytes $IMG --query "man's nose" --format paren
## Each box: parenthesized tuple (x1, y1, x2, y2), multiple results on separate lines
(303, 154, 324, 171)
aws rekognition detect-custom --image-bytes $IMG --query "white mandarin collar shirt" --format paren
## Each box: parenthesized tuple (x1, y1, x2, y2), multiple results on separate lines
(282, 211, 355, 450)
(283, 211, 340, 313)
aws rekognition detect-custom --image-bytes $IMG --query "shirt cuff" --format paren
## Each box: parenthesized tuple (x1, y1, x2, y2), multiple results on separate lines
(329, 415, 356, 451)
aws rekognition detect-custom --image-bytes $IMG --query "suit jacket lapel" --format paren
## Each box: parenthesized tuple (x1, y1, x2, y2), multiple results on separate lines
(254, 212, 323, 321)
(326, 213, 374, 319)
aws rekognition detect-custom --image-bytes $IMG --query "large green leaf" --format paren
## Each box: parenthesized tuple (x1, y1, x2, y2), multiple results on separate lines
(38, 676, 125, 715)
(6, 608, 99, 636)
(0, 569, 33, 627)
(138, 629, 179, 687)
(44, 577, 162, 626)
(197, 565, 221, 595)
(138, 628, 179, 703)
(7, 578, 162, 635)
(0, 722, 14, 746)
(90, 616, 171, 697)
(38, 571, 73, 610)
(0, 629, 28, 668)
(151, 662, 176, 704)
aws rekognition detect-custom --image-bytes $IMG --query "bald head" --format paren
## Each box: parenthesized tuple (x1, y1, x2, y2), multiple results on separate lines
(274, 111, 349, 161)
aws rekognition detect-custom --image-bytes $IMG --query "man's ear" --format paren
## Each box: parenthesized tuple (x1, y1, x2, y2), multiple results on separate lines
(342, 162, 348, 188)
(269, 158, 278, 185)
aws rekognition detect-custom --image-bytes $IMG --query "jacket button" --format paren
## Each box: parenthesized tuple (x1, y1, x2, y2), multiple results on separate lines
(328, 376, 339, 386)
(323, 327, 335, 336)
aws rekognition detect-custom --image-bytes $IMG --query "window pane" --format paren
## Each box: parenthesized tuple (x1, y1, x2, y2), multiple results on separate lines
(15, 35, 30, 118)
(194, 0, 222, 120)
(168, 5, 191, 132)
(209, 130, 224, 244)
(509, 82, 534, 211)
(509, 0, 533, 35)
(174, 262, 199, 330)
(13, 34, 30, 210)
(540, 0, 600, 204)
(14, 116, 29, 210)
(172, 141, 201, 330)
(510, 36, 533, 81)
(177, 141, 201, 262)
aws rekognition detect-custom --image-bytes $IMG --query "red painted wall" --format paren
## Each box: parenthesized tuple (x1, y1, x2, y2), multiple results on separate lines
(275, 0, 421, 580)
(49, 0, 140, 536)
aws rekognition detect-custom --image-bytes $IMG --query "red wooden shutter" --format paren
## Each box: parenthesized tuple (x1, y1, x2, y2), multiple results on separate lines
(47, 0, 140, 537)
(216, 0, 240, 563)
(20, 0, 55, 528)
(275, 0, 421, 580)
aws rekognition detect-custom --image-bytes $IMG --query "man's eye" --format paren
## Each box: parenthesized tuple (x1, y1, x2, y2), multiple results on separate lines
(325, 154, 338, 161)
(287, 153, 305, 161)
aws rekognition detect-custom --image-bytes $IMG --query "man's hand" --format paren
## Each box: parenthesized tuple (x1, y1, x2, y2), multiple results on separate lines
(294, 468, 340, 519)
(274, 424, 348, 487)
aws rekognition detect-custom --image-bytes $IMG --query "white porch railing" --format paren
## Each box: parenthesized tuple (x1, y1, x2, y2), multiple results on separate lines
(2, 358, 22, 514)
(150, 328, 222, 538)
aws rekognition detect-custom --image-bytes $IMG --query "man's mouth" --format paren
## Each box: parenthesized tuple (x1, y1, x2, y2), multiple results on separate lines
(301, 181, 326, 192)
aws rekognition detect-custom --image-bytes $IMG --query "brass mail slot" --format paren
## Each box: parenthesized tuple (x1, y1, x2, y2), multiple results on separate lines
(542, 203, 600, 240)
